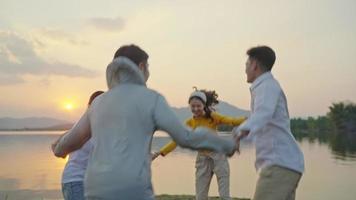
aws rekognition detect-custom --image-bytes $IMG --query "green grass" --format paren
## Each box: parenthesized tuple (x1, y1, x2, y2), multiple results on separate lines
(0, 191, 251, 200)
(156, 194, 250, 200)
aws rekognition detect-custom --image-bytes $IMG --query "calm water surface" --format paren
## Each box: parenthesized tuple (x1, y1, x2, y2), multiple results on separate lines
(0, 131, 355, 200)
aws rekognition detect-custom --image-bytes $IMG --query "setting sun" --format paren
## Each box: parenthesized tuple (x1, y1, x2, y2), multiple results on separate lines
(62, 101, 76, 111)
(64, 103, 74, 110)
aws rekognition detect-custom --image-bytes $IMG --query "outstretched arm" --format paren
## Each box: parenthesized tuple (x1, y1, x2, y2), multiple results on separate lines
(153, 95, 236, 155)
(213, 112, 247, 126)
(154, 119, 193, 159)
(51, 132, 68, 158)
(52, 110, 91, 158)
(237, 82, 280, 137)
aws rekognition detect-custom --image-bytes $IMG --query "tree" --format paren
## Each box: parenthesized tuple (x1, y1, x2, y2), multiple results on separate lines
(328, 102, 356, 134)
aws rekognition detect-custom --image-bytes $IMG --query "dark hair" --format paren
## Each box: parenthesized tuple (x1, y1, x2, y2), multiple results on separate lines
(113, 44, 149, 66)
(189, 87, 219, 119)
(88, 91, 104, 106)
(246, 46, 276, 71)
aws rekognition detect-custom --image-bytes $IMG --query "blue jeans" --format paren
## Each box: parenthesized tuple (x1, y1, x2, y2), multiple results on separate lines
(62, 181, 85, 200)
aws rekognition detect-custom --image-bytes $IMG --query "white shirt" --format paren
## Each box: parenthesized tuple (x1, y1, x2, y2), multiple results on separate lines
(237, 72, 305, 173)
(62, 139, 93, 184)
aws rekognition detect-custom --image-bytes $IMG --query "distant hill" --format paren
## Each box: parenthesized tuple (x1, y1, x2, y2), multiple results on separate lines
(172, 101, 249, 122)
(0, 101, 249, 131)
(0, 117, 71, 131)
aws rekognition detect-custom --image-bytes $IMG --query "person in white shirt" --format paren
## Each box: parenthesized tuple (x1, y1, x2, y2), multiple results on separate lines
(52, 91, 104, 200)
(235, 46, 305, 200)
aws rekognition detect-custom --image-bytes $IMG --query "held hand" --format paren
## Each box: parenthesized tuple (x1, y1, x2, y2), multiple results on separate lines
(151, 151, 160, 161)
(234, 135, 243, 154)
(227, 144, 236, 157)
(239, 130, 250, 138)
(51, 142, 57, 154)
(51, 137, 60, 155)
(51, 136, 67, 159)
(234, 130, 250, 154)
(235, 138, 241, 154)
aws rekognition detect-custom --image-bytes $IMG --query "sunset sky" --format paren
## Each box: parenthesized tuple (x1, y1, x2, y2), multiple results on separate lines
(0, 0, 355, 121)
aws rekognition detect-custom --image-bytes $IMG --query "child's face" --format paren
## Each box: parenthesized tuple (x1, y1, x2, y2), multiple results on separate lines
(189, 98, 205, 117)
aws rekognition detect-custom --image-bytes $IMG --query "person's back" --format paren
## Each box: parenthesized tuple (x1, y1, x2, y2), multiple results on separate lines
(86, 84, 160, 199)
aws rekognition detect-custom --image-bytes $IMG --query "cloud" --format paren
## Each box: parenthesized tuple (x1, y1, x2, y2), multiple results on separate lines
(0, 31, 98, 85)
(38, 77, 51, 87)
(0, 74, 24, 85)
(87, 17, 125, 32)
(37, 28, 89, 45)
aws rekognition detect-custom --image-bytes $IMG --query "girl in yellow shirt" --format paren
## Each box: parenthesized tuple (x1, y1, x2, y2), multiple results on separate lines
(153, 88, 245, 200)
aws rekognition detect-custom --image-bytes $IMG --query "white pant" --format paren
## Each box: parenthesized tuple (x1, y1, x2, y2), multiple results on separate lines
(195, 152, 231, 200)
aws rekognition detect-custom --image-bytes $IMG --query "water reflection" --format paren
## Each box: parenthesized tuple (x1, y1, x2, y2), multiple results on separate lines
(294, 129, 356, 162)
(0, 132, 356, 200)
(0, 134, 67, 190)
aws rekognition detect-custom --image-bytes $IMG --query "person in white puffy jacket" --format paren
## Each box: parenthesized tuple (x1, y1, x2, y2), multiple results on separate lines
(52, 44, 236, 200)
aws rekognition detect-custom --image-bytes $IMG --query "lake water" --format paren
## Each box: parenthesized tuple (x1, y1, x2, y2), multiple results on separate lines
(0, 131, 355, 200)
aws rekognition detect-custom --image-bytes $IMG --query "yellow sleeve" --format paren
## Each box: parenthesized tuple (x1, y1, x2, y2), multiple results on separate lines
(212, 112, 246, 126)
(159, 141, 177, 156)
(159, 118, 193, 156)
(185, 118, 193, 128)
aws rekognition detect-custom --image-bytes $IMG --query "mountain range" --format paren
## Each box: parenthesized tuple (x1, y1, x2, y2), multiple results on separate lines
(0, 101, 249, 131)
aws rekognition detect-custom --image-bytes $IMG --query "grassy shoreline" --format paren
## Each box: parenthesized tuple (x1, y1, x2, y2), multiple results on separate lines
(156, 194, 250, 200)
(0, 190, 250, 200)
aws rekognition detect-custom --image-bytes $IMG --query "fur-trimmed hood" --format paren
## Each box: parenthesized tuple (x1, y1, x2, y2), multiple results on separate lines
(106, 56, 146, 89)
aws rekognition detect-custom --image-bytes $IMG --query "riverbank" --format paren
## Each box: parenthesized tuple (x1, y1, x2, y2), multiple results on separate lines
(0, 190, 250, 200)
(156, 194, 250, 200)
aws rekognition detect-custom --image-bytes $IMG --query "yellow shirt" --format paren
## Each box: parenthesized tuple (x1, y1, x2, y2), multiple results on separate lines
(159, 112, 246, 156)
